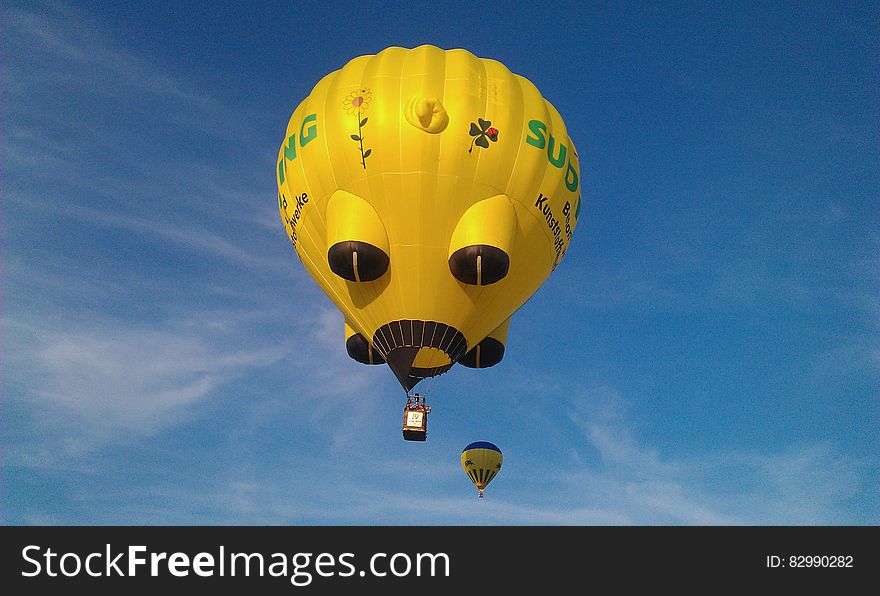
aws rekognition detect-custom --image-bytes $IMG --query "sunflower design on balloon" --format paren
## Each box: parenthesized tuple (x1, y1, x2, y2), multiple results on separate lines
(468, 118, 499, 153)
(344, 88, 373, 168)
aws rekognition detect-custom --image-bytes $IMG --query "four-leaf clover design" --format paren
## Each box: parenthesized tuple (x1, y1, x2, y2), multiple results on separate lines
(468, 118, 499, 153)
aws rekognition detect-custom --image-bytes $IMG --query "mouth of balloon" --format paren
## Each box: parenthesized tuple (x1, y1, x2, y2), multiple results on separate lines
(371, 320, 469, 390)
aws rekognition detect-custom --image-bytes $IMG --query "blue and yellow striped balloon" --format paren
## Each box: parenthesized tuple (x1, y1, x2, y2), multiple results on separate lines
(461, 441, 503, 497)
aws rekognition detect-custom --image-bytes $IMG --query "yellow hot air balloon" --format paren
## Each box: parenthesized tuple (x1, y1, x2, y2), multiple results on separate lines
(276, 45, 581, 396)
(461, 441, 503, 497)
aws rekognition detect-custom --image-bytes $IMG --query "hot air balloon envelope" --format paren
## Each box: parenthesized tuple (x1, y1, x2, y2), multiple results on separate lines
(461, 441, 503, 497)
(276, 45, 582, 392)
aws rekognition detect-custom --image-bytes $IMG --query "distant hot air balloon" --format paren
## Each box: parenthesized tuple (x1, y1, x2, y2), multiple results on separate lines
(276, 45, 582, 426)
(461, 441, 503, 497)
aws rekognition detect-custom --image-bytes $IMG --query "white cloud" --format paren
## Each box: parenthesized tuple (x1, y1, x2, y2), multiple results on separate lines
(6, 4, 238, 134)
(61, 201, 288, 272)
(555, 389, 868, 524)
(157, 385, 868, 525)
(5, 307, 868, 524)
(3, 298, 390, 465)
(5, 316, 287, 456)
(5, 2, 281, 277)
(4, 2, 874, 527)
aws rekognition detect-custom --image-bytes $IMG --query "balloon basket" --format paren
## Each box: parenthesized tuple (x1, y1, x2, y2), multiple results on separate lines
(402, 392, 431, 442)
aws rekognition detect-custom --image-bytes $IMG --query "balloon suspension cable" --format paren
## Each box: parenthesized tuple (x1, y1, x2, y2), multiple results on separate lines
(405, 391, 431, 412)
(422, 369, 440, 397)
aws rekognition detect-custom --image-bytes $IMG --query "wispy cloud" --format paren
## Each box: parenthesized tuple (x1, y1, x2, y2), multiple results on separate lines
(5, 2, 282, 275)
(5, 4, 244, 139)
(4, 316, 289, 459)
(4, 2, 875, 527)
(2, 300, 387, 469)
(4, 1, 306, 471)
(132, 383, 869, 526)
(560, 385, 870, 524)
(62, 201, 287, 272)
(196, 442, 866, 525)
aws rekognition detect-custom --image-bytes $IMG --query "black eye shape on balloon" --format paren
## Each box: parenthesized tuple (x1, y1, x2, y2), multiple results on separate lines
(448, 244, 510, 286)
(327, 241, 389, 282)
(446, 194, 516, 287)
(324, 189, 391, 283)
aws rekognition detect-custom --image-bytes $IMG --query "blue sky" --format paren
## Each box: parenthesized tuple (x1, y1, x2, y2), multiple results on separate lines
(3, 0, 877, 524)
